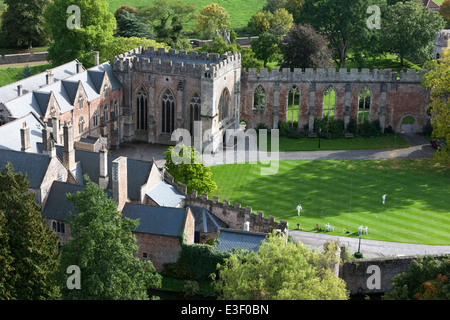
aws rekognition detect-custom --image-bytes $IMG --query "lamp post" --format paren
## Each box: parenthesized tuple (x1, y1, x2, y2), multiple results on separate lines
(358, 234, 362, 253)
(318, 128, 322, 149)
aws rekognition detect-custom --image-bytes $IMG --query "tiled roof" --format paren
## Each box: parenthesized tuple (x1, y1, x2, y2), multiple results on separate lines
(121, 203, 188, 236)
(42, 180, 113, 221)
(54, 146, 153, 200)
(0, 112, 48, 153)
(185, 205, 229, 233)
(0, 149, 51, 189)
(216, 229, 269, 253)
(146, 180, 185, 207)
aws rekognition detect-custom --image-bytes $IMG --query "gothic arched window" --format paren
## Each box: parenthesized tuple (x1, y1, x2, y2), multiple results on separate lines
(189, 92, 201, 134)
(78, 117, 85, 134)
(136, 88, 148, 131)
(323, 86, 336, 119)
(253, 85, 266, 109)
(287, 85, 300, 127)
(218, 88, 230, 121)
(161, 89, 175, 134)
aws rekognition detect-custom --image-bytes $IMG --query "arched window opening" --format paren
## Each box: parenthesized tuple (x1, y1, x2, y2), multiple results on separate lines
(78, 117, 84, 134)
(287, 85, 300, 127)
(189, 93, 201, 134)
(253, 85, 266, 109)
(323, 86, 336, 120)
(93, 110, 98, 127)
(218, 88, 230, 121)
(358, 86, 371, 124)
(137, 88, 148, 131)
(161, 89, 175, 134)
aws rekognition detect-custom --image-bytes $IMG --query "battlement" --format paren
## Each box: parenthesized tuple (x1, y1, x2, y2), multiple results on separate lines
(113, 46, 241, 79)
(183, 189, 289, 234)
(434, 30, 450, 47)
(244, 67, 428, 83)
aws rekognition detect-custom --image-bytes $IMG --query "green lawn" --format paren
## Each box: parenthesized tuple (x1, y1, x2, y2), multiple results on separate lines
(0, 63, 52, 86)
(210, 159, 450, 245)
(263, 134, 411, 152)
(107, 0, 265, 30)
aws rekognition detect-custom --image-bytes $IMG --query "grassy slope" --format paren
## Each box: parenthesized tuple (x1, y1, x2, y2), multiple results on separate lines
(106, 0, 264, 30)
(0, 64, 52, 86)
(210, 159, 450, 245)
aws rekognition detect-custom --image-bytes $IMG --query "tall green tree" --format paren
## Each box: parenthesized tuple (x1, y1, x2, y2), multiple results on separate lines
(138, 0, 198, 46)
(115, 11, 152, 39)
(163, 145, 217, 195)
(44, 0, 116, 67)
(196, 3, 231, 40)
(213, 233, 349, 300)
(300, 0, 387, 68)
(0, 162, 60, 300)
(1, 0, 49, 48)
(280, 23, 332, 69)
(54, 177, 161, 300)
(381, 1, 445, 65)
(383, 256, 450, 300)
(422, 49, 450, 164)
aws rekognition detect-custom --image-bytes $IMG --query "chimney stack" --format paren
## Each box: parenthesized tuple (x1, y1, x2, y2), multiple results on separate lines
(17, 85, 22, 96)
(99, 145, 109, 189)
(48, 140, 56, 158)
(112, 156, 128, 211)
(63, 121, 76, 171)
(52, 117, 59, 144)
(41, 124, 51, 154)
(76, 61, 83, 73)
(20, 122, 31, 152)
(94, 51, 99, 66)
(46, 69, 54, 84)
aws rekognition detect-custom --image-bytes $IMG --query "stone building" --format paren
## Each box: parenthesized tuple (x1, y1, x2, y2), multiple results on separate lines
(434, 30, 450, 60)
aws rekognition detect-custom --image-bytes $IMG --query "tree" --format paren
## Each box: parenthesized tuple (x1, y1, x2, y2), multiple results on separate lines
(138, 0, 198, 46)
(99, 36, 167, 64)
(251, 32, 281, 68)
(422, 49, 450, 164)
(0, 162, 60, 300)
(300, 0, 387, 68)
(115, 11, 152, 39)
(439, 0, 450, 29)
(54, 177, 161, 299)
(381, 1, 445, 65)
(44, 0, 116, 67)
(196, 3, 231, 40)
(163, 145, 217, 195)
(383, 256, 450, 300)
(213, 233, 349, 300)
(280, 24, 332, 69)
(249, 8, 293, 68)
(1, 0, 49, 48)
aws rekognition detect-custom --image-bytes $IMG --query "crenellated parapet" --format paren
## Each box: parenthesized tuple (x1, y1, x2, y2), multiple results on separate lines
(183, 189, 289, 235)
(113, 46, 241, 80)
(244, 67, 428, 84)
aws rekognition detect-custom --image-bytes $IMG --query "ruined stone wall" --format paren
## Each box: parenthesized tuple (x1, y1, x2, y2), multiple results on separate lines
(240, 67, 429, 133)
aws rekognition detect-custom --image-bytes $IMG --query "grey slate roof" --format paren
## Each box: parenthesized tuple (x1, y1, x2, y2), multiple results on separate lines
(54, 146, 153, 200)
(216, 229, 269, 253)
(0, 112, 48, 153)
(0, 149, 51, 189)
(2, 61, 122, 120)
(42, 180, 114, 221)
(0, 60, 81, 104)
(185, 205, 229, 233)
(146, 180, 185, 207)
(121, 203, 188, 237)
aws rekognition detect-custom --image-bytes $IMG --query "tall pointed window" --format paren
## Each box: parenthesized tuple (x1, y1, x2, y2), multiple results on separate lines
(137, 88, 148, 131)
(358, 86, 371, 124)
(161, 89, 175, 134)
(78, 117, 84, 134)
(253, 85, 266, 109)
(218, 88, 230, 121)
(287, 85, 300, 127)
(189, 92, 201, 134)
(323, 86, 336, 119)
(93, 110, 98, 127)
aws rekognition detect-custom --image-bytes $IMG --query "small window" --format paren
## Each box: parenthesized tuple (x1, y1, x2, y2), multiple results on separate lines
(143, 252, 148, 259)
(61, 223, 65, 235)
(78, 97, 83, 110)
